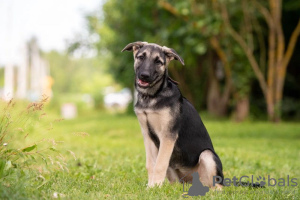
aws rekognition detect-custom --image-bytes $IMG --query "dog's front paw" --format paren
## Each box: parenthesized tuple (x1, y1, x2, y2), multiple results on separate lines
(147, 181, 155, 188)
(147, 180, 164, 188)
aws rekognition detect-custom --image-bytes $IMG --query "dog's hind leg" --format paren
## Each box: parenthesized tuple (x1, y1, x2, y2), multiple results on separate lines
(197, 150, 223, 190)
(166, 167, 178, 183)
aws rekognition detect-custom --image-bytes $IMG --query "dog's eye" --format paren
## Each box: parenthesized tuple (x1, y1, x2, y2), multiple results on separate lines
(155, 60, 163, 65)
(137, 56, 144, 60)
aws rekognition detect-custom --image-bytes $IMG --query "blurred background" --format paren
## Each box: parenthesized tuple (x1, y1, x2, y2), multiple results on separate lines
(0, 1, 300, 198)
(0, 0, 299, 122)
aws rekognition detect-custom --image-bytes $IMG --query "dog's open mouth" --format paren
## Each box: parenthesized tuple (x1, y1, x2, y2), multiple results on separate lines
(137, 79, 150, 87)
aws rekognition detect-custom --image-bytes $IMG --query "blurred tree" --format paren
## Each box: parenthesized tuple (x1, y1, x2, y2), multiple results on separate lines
(87, 0, 252, 118)
(84, 0, 299, 121)
(281, 0, 300, 120)
(220, 0, 300, 122)
(43, 51, 114, 96)
(160, 0, 300, 121)
(159, 0, 255, 120)
(87, 0, 211, 110)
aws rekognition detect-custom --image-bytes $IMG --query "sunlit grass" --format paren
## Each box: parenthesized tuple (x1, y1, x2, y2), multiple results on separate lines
(0, 107, 299, 199)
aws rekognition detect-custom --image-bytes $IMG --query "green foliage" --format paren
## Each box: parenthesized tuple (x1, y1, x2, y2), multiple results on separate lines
(0, 98, 69, 183)
(87, 0, 162, 88)
(81, 0, 300, 118)
(85, 0, 216, 109)
(283, 0, 300, 11)
(43, 51, 117, 110)
(85, 0, 258, 111)
(43, 51, 115, 95)
(231, 46, 254, 97)
(88, 0, 219, 86)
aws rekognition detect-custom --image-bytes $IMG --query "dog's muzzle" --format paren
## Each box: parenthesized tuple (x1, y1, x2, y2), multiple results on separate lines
(137, 79, 150, 87)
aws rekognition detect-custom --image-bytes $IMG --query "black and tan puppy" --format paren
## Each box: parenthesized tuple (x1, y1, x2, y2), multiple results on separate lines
(122, 42, 223, 189)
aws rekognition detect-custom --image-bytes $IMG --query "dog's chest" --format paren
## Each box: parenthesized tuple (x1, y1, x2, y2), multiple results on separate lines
(135, 107, 172, 139)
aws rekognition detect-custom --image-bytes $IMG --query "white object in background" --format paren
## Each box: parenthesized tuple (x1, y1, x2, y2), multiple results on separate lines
(61, 103, 77, 119)
(16, 44, 28, 99)
(3, 64, 14, 101)
(104, 88, 132, 109)
(30, 40, 41, 101)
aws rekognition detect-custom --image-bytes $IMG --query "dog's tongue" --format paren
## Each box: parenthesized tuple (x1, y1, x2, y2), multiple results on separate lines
(138, 79, 150, 86)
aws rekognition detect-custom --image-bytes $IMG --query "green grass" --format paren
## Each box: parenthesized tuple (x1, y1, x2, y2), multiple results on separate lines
(0, 109, 299, 199)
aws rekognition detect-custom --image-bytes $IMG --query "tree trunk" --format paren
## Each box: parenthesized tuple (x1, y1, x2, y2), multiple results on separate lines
(207, 63, 228, 117)
(234, 94, 249, 122)
(266, 89, 275, 121)
(273, 69, 285, 122)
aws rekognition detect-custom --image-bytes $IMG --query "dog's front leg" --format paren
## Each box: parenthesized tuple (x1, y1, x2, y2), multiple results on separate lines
(136, 112, 159, 186)
(148, 137, 176, 187)
(143, 133, 158, 186)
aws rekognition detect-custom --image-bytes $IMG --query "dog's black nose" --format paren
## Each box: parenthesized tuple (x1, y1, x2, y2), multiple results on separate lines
(140, 72, 150, 80)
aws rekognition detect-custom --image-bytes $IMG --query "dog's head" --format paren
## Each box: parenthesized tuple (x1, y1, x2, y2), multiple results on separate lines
(122, 42, 184, 90)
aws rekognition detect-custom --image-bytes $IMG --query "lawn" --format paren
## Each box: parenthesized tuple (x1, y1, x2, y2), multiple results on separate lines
(0, 108, 299, 199)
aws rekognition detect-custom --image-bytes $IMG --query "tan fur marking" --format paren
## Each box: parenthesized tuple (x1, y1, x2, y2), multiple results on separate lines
(135, 111, 158, 185)
(144, 136, 158, 185)
(146, 108, 172, 136)
(166, 167, 178, 183)
(171, 151, 222, 190)
(198, 150, 217, 188)
(136, 107, 178, 187)
(149, 138, 176, 187)
(132, 46, 140, 57)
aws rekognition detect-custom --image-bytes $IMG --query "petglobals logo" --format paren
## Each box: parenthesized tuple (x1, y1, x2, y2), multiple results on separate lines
(213, 175, 298, 187)
(181, 173, 298, 198)
(181, 172, 210, 198)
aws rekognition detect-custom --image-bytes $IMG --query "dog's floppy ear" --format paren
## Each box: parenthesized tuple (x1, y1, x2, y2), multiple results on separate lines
(163, 46, 184, 65)
(121, 41, 148, 55)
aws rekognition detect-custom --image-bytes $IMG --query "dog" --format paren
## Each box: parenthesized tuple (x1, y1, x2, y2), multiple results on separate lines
(122, 41, 223, 189)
